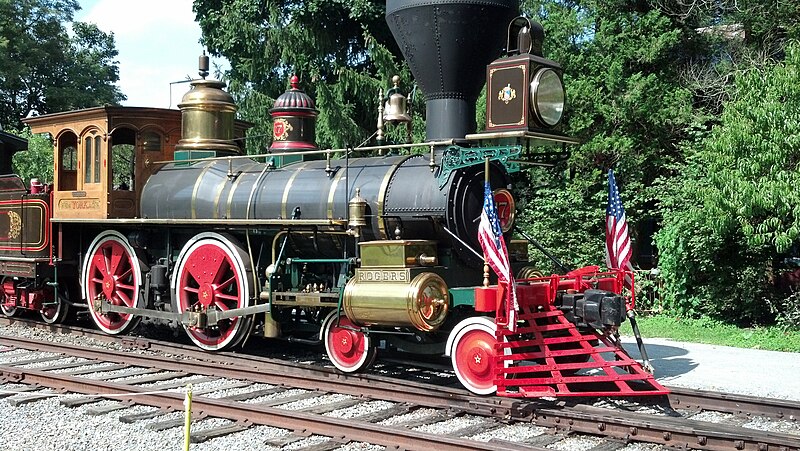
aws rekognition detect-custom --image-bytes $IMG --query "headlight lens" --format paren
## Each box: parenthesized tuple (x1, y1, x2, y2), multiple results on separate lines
(530, 68, 564, 127)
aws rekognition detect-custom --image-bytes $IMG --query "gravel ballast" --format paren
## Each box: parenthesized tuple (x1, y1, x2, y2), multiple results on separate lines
(0, 324, 798, 450)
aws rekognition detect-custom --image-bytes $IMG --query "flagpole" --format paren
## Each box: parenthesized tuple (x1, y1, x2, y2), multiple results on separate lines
(483, 158, 490, 288)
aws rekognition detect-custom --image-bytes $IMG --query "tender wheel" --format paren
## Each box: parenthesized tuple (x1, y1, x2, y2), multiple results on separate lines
(447, 317, 500, 395)
(40, 282, 70, 324)
(173, 233, 252, 351)
(322, 310, 376, 373)
(82, 231, 142, 334)
(0, 304, 15, 317)
(0, 277, 16, 317)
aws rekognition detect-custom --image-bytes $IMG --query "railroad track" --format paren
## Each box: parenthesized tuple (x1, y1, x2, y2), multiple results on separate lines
(0, 318, 798, 450)
(0, 339, 536, 450)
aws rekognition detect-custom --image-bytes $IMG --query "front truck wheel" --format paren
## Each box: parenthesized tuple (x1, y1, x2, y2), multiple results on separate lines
(322, 310, 376, 373)
(446, 316, 500, 395)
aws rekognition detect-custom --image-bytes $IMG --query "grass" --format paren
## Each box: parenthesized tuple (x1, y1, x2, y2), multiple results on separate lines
(619, 314, 800, 352)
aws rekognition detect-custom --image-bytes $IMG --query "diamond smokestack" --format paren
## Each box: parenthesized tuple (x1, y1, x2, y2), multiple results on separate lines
(386, 0, 518, 141)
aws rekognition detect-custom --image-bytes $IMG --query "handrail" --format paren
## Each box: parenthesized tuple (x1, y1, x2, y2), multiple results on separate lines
(153, 139, 456, 165)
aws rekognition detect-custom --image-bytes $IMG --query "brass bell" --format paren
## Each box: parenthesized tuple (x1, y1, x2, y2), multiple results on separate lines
(382, 75, 412, 124)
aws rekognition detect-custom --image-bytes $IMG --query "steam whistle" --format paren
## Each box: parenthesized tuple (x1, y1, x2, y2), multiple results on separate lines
(198, 51, 210, 79)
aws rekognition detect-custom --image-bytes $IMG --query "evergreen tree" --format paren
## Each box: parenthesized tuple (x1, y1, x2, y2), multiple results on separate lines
(193, 0, 413, 152)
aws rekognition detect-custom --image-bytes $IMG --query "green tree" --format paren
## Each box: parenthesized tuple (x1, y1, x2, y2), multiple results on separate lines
(516, 0, 696, 273)
(655, 42, 800, 325)
(193, 0, 413, 152)
(10, 128, 53, 183)
(659, 0, 800, 117)
(0, 0, 125, 130)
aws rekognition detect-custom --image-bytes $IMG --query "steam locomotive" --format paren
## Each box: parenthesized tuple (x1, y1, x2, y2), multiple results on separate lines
(3, 0, 666, 398)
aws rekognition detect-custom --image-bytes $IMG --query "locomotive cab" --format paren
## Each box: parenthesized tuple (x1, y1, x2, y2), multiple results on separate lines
(25, 107, 184, 219)
(24, 107, 249, 220)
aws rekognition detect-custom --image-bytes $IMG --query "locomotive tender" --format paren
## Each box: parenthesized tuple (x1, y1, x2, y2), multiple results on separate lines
(4, 0, 666, 397)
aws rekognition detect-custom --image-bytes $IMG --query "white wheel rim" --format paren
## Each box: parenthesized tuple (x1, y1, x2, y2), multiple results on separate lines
(81, 231, 141, 334)
(447, 316, 509, 395)
(1, 277, 15, 316)
(41, 299, 64, 324)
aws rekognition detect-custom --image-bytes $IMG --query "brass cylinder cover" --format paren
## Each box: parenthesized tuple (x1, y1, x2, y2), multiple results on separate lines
(343, 272, 449, 331)
(177, 79, 240, 154)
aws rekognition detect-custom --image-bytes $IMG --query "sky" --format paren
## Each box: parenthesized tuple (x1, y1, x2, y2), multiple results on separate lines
(74, 0, 224, 109)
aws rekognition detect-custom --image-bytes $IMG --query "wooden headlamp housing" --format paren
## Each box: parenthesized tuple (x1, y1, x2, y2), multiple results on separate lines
(485, 17, 565, 133)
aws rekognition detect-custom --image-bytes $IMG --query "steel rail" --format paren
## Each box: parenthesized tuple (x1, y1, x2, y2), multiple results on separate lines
(0, 365, 540, 451)
(668, 387, 800, 421)
(0, 335, 491, 414)
(524, 403, 800, 451)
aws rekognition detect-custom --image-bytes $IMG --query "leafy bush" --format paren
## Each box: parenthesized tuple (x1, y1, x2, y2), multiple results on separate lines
(655, 42, 800, 325)
(769, 289, 800, 332)
(631, 269, 664, 313)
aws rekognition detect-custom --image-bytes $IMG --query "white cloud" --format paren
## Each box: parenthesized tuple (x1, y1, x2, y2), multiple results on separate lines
(75, 0, 225, 108)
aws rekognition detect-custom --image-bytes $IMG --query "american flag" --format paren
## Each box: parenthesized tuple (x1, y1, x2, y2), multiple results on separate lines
(477, 181, 518, 331)
(605, 170, 633, 273)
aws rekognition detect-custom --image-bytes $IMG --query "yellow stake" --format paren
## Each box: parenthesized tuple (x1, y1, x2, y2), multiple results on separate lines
(183, 384, 193, 451)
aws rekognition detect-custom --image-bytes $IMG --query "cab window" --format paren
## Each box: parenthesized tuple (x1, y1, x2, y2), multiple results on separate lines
(83, 136, 93, 184)
(82, 133, 103, 185)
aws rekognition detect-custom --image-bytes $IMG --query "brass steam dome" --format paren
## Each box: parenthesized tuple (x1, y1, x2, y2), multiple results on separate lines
(176, 78, 240, 155)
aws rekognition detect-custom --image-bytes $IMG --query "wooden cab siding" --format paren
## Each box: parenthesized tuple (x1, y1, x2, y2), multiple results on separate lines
(24, 107, 183, 220)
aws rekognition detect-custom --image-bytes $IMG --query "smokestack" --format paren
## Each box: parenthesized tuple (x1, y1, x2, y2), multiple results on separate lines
(386, 0, 518, 141)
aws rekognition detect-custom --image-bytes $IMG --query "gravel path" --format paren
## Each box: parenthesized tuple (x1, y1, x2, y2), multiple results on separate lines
(622, 336, 800, 401)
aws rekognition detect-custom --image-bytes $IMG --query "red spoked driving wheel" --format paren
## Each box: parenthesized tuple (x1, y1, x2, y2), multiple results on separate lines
(173, 233, 251, 351)
(322, 310, 376, 373)
(82, 231, 141, 334)
(447, 317, 500, 395)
